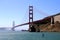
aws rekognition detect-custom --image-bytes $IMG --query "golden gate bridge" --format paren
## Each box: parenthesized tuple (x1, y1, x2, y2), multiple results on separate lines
(11, 6, 50, 32)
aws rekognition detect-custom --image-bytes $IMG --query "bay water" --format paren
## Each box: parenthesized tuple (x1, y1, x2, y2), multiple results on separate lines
(0, 31, 60, 40)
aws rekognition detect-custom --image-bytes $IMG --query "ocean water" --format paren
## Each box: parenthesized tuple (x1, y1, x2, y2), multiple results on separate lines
(0, 31, 60, 40)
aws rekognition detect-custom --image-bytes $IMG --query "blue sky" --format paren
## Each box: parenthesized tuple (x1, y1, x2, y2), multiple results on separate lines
(0, 0, 60, 30)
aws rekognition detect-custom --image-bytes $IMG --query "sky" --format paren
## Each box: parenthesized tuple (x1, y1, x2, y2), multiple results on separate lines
(0, 0, 60, 30)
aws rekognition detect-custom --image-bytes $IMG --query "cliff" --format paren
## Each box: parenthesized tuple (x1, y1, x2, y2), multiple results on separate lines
(38, 21, 60, 32)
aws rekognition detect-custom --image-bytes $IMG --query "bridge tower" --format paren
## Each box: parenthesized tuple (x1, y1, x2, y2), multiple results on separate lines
(29, 6, 33, 32)
(29, 6, 36, 32)
(12, 21, 15, 31)
(13, 21, 15, 27)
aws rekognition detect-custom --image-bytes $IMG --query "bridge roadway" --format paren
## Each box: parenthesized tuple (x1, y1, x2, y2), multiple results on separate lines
(12, 22, 29, 31)
(12, 16, 51, 31)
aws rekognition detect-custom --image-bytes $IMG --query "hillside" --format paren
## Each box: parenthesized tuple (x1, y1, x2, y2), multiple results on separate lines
(39, 21, 60, 32)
